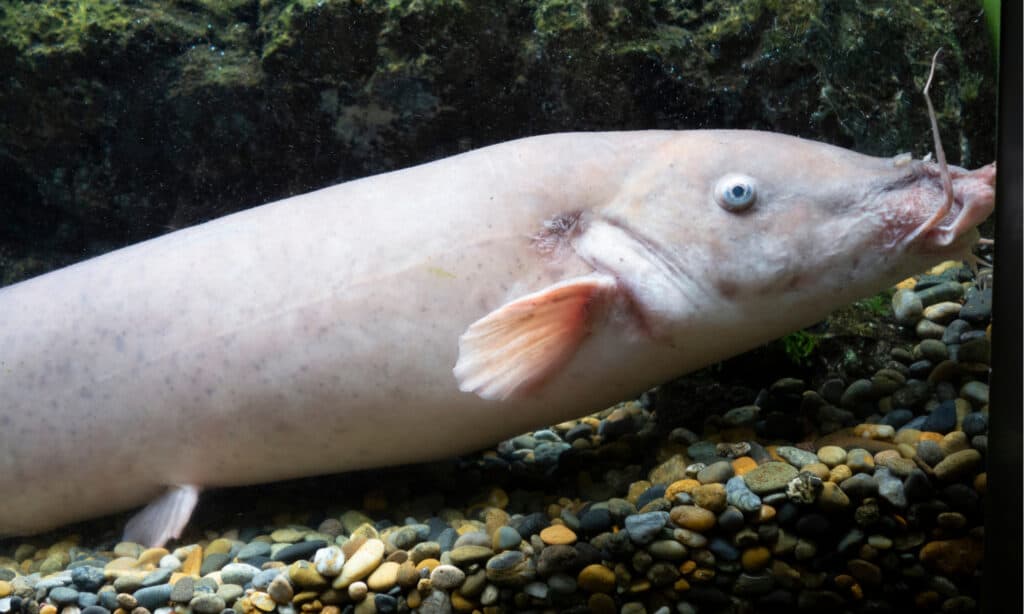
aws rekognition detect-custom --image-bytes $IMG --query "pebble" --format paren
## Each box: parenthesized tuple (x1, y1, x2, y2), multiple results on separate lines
(691, 483, 727, 512)
(71, 567, 105, 593)
(133, 585, 172, 611)
(236, 541, 272, 561)
(959, 381, 989, 406)
(916, 319, 946, 339)
(816, 445, 847, 467)
(428, 565, 465, 591)
(874, 467, 907, 507)
(333, 539, 385, 589)
(448, 545, 493, 566)
(916, 281, 964, 306)
(168, 578, 194, 604)
(624, 511, 669, 544)
(696, 460, 734, 483)
(577, 565, 615, 593)
(266, 574, 293, 604)
(743, 462, 799, 494)
(922, 301, 961, 323)
(725, 476, 762, 512)
(892, 288, 922, 324)
(48, 588, 80, 606)
(221, 563, 260, 586)
(189, 595, 225, 614)
(366, 561, 399, 592)
(0, 265, 997, 614)
(484, 551, 532, 585)
(845, 448, 875, 473)
(272, 540, 326, 564)
(776, 446, 819, 469)
(669, 505, 716, 532)
(538, 525, 576, 546)
(923, 400, 957, 433)
(933, 449, 983, 481)
(491, 526, 521, 550)
(958, 286, 992, 322)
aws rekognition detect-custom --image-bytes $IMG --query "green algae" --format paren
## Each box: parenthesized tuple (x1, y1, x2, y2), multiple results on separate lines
(0, 0, 132, 56)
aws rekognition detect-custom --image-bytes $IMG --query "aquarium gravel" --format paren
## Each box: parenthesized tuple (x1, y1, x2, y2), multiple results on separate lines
(0, 259, 994, 613)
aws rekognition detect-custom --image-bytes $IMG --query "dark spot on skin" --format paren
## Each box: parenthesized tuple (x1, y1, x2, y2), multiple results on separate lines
(114, 335, 124, 352)
(714, 279, 739, 300)
(0, 415, 10, 426)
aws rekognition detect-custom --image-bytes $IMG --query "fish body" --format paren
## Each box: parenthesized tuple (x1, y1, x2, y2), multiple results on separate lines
(0, 130, 995, 544)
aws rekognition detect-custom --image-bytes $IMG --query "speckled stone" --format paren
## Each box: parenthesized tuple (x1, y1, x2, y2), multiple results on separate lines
(428, 565, 465, 591)
(288, 560, 328, 590)
(743, 462, 799, 494)
(776, 446, 818, 469)
(168, 577, 194, 604)
(133, 584, 173, 611)
(691, 483, 727, 513)
(669, 506, 716, 532)
(221, 563, 261, 586)
(785, 473, 822, 504)
(874, 467, 907, 508)
(267, 574, 294, 604)
(845, 449, 875, 473)
(933, 449, 983, 481)
(189, 594, 226, 614)
(816, 446, 847, 467)
(485, 551, 534, 586)
(725, 476, 762, 512)
(696, 460, 734, 484)
(199, 552, 231, 576)
(919, 538, 984, 576)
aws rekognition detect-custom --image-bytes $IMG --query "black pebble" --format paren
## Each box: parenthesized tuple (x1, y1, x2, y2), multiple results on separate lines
(880, 408, 914, 428)
(922, 400, 957, 433)
(578, 508, 612, 534)
(271, 540, 327, 563)
(635, 484, 666, 509)
(961, 412, 988, 437)
(959, 286, 993, 322)
(374, 594, 398, 613)
(795, 513, 830, 538)
(509, 512, 548, 538)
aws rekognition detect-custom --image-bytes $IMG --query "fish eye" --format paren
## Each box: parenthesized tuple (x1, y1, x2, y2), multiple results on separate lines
(715, 174, 757, 212)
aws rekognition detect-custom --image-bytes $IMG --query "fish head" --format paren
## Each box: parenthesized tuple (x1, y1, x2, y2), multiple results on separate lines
(595, 130, 996, 335)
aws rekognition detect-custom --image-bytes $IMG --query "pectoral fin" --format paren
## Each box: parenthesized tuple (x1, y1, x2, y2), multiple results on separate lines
(454, 274, 616, 401)
(122, 484, 200, 547)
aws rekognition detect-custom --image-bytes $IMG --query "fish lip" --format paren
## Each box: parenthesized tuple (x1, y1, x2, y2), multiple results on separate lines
(901, 162, 996, 253)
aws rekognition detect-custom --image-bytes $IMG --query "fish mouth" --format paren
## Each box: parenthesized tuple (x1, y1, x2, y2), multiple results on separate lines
(904, 162, 996, 253)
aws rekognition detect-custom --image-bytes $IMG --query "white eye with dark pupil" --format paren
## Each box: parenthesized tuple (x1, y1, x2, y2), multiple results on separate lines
(715, 173, 757, 211)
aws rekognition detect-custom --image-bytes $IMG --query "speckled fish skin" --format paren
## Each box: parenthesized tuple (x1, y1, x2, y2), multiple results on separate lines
(0, 130, 995, 538)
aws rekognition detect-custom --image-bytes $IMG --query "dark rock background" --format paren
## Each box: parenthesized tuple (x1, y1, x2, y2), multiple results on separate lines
(0, 0, 997, 285)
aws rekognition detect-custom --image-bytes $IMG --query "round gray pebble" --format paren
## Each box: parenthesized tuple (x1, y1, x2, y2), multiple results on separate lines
(190, 594, 226, 614)
(429, 565, 466, 591)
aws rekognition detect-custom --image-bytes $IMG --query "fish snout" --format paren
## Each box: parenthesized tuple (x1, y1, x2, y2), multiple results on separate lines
(942, 162, 997, 245)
